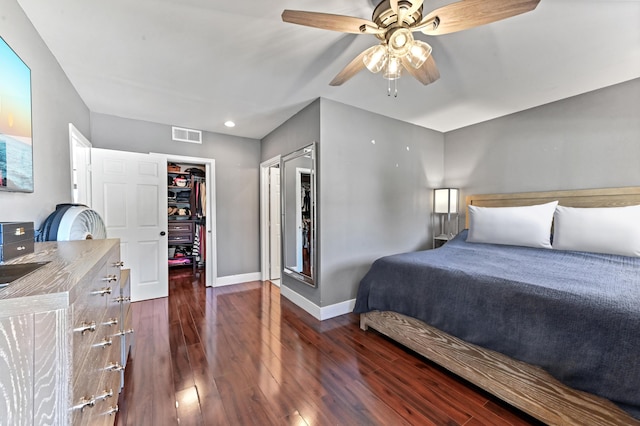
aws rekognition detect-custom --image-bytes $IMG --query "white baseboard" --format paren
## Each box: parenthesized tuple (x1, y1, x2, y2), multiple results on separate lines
(280, 286, 355, 321)
(215, 272, 262, 287)
(321, 298, 357, 320)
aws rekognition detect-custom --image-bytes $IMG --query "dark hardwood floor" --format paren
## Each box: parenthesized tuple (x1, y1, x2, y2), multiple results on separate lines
(115, 268, 540, 425)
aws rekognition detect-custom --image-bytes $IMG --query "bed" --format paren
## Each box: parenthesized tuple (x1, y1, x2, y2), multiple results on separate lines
(355, 187, 640, 425)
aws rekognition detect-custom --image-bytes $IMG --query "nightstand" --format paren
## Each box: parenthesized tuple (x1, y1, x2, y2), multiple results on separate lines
(433, 234, 451, 249)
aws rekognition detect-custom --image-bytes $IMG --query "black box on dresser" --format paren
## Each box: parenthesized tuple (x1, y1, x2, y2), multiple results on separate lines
(0, 222, 34, 262)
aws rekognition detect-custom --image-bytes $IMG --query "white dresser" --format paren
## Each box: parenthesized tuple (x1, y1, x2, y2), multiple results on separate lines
(0, 239, 132, 425)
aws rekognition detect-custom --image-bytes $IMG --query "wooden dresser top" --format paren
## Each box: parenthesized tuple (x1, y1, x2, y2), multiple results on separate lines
(0, 239, 120, 315)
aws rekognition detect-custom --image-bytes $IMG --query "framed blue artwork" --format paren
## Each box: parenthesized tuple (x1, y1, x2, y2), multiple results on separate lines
(0, 36, 33, 192)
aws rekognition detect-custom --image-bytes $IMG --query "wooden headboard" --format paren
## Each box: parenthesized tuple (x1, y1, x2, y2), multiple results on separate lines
(465, 186, 640, 229)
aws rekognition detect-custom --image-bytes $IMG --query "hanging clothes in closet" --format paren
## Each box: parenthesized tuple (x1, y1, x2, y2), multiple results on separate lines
(189, 175, 206, 218)
(186, 168, 206, 267)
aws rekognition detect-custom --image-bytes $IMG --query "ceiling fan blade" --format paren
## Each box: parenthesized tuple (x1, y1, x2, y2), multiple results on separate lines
(401, 55, 440, 85)
(282, 10, 385, 35)
(329, 49, 369, 86)
(421, 0, 541, 36)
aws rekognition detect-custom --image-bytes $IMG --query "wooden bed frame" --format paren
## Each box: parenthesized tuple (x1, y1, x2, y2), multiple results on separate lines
(360, 186, 640, 426)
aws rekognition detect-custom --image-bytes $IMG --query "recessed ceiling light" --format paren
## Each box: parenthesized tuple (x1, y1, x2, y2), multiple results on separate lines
(224, 120, 236, 128)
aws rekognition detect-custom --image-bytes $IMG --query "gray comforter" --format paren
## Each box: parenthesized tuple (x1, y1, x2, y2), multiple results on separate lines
(354, 230, 640, 419)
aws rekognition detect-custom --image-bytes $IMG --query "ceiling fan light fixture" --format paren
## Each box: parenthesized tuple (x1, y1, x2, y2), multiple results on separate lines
(407, 40, 432, 69)
(383, 55, 402, 80)
(363, 45, 388, 73)
(387, 28, 413, 56)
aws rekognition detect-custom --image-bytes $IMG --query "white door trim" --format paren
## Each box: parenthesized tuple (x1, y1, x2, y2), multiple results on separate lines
(153, 153, 217, 287)
(68, 123, 92, 205)
(260, 155, 281, 284)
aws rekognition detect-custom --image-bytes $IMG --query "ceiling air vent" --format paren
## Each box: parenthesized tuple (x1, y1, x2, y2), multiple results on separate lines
(172, 126, 202, 144)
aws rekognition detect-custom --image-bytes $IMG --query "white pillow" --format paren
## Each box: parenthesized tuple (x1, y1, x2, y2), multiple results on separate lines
(552, 205, 640, 257)
(467, 201, 558, 249)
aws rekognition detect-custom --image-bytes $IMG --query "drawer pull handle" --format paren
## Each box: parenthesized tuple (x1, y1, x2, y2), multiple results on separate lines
(115, 328, 135, 337)
(113, 261, 124, 267)
(16, 245, 26, 251)
(102, 274, 118, 283)
(107, 405, 119, 416)
(105, 362, 125, 372)
(74, 321, 97, 335)
(95, 389, 114, 402)
(73, 390, 114, 411)
(113, 295, 131, 303)
(14, 227, 25, 236)
(94, 337, 113, 348)
(92, 287, 112, 296)
(73, 396, 95, 412)
(103, 317, 118, 326)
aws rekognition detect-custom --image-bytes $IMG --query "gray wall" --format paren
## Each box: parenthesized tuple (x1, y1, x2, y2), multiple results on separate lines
(320, 99, 444, 306)
(261, 100, 320, 163)
(90, 112, 261, 277)
(444, 78, 640, 217)
(261, 99, 321, 304)
(262, 98, 445, 307)
(0, 0, 90, 227)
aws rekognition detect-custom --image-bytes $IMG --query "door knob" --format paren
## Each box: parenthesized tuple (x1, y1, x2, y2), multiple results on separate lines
(160, 231, 166, 236)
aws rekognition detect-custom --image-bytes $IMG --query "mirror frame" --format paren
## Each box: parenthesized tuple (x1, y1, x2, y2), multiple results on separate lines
(281, 142, 317, 287)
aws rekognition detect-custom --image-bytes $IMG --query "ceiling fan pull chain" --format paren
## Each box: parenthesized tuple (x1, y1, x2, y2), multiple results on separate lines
(387, 78, 398, 97)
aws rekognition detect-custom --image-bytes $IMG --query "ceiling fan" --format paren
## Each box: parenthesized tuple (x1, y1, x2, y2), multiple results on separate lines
(282, 0, 541, 94)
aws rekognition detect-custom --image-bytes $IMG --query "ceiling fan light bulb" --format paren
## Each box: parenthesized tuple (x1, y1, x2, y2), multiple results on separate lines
(407, 40, 432, 69)
(383, 56, 401, 80)
(388, 28, 414, 56)
(363, 45, 388, 73)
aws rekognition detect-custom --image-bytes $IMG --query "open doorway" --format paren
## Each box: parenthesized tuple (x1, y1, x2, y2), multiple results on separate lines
(260, 156, 282, 286)
(161, 153, 217, 287)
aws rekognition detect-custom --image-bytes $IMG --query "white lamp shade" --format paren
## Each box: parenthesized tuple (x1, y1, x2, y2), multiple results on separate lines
(434, 188, 459, 214)
(407, 40, 432, 69)
(383, 56, 402, 80)
(363, 45, 388, 73)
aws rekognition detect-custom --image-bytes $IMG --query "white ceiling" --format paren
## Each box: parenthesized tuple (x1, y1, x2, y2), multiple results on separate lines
(17, 0, 640, 140)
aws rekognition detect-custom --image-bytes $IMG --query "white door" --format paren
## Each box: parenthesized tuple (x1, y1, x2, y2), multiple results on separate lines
(269, 166, 281, 280)
(91, 148, 168, 301)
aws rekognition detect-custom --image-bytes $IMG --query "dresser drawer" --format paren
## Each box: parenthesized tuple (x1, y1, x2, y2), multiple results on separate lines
(72, 264, 114, 374)
(168, 233, 193, 244)
(0, 222, 34, 245)
(72, 346, 121, 426)
(71, 250, 122, 396)
(0, 222, 34, 261)
(118, 269, 133, 380)
(72, 314, 121, 425)
(168, 221, 193, 233)
(0, 239, 34, 261)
